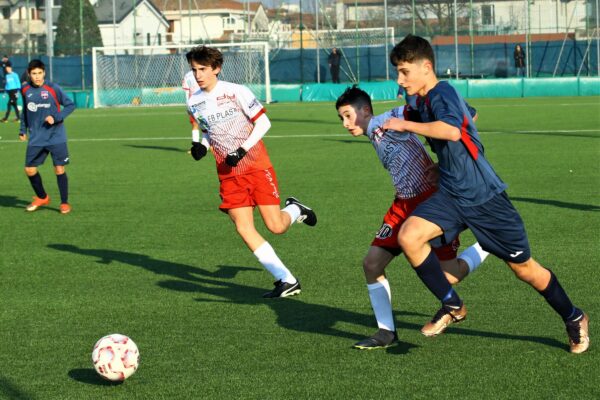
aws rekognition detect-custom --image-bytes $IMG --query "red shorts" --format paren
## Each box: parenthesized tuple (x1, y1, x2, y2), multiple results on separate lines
(371, 189, 459, 261)
(219, 167, 281, 212)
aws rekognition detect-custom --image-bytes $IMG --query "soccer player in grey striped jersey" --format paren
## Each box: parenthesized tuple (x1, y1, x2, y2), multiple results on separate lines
(336, 86, 488, 349)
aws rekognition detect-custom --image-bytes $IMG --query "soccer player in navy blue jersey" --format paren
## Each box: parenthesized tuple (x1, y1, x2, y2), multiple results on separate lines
(336, 86, 489, 349)
(383, 35, 589, 353)
(19, 59, 75, 214)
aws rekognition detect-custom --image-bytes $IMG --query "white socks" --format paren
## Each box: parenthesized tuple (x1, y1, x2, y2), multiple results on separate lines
(253, 242, 296, 284)
(282, 204, 301, 225)
(458, 242, 489, 274)
(367, 279, 395, 332)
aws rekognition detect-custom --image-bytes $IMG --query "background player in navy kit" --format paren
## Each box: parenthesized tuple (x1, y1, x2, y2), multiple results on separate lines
(335, 86, 488, 349)
(19, 59, 75, 214)
(384, 35, 589, 353)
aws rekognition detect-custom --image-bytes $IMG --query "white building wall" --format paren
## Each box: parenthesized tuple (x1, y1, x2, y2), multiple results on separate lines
(98, 2, 168, 54)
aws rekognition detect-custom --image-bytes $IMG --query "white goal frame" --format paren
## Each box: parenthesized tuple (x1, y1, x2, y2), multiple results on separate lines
(92, 42, 271, 108)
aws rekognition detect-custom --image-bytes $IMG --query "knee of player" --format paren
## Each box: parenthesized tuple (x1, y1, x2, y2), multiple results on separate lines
(362, 256, 387, 279)
(234, 223, 257, 238)
(265, 221, 287, 235)
(397, 223, 423, 250)
(24, 167, 38, 176)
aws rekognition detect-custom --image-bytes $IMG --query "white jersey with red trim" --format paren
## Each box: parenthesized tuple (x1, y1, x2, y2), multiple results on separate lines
(186, 80, 271, 179)
(367, 106, 435, 199)
(182, 70, 199, 99)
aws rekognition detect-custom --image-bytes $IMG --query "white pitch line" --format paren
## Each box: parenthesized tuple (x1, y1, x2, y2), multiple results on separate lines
(1, 130, 598, 144)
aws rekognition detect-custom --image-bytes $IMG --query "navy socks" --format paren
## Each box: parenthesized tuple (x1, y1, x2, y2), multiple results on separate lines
(28, 173, 47, 199)
(56, 173, 69, 204)
(414, 249, 462, 307)
(539, 270, 582, 322)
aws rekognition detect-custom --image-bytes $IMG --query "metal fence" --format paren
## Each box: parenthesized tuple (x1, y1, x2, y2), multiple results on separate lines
(1, 0, 598, 89)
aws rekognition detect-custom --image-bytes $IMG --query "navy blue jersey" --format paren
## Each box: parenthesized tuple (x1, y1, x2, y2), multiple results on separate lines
(20, 82, 75, 146)
(405, 93, 476, 122)
(417, 81, 506, 206)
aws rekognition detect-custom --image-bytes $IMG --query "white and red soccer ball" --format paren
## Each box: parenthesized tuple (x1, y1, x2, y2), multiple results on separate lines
(92, 334, 139, 381)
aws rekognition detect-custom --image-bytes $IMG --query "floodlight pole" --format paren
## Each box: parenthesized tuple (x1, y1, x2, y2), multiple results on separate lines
(596, 0, 599, 76)
(316, 0, 320, 83)
(299, 0, 304, 84)
(45, 0, 54, 80)
(384, 0, 389, 80)
(454, 0, 459, 79)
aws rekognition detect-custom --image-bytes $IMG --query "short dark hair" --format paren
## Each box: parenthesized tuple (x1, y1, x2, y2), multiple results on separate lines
(186, 46, 223, 69)
(335, 85, 373, 114)
(390, 34, 435, 70)
(27, 59, 45, 72)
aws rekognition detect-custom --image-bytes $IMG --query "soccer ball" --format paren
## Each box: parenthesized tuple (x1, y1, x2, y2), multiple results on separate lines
(92, 334, 140, 381)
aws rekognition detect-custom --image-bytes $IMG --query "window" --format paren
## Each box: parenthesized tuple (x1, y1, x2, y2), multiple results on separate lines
(2, 7, 10, 19)
(481, 4, 495, 26)
(158, 33, 161, 45)
(223, 16, 236, 30)
(147, 33, 151, 46)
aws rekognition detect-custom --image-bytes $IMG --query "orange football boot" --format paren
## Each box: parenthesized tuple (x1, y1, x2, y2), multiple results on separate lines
(26, 195, 50, 212)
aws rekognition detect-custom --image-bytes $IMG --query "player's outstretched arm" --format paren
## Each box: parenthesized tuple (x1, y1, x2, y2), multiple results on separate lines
(383, 118, 460, 141)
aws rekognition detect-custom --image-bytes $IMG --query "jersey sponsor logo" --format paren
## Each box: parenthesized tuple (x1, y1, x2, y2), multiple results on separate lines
(190, 101, 207, 112)
(375, 223, 393, 240)
(216, 93, 236, 106)
(372, 126, 385, 143)
(206, 107, 238, 124)
(41, 91, 49, 99)
(27, 102, 51, 112)
(248, 98, 260, 110)
(196, 115, 209, 132)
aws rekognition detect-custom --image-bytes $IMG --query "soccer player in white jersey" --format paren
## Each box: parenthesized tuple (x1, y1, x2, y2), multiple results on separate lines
(336, 86, 489, 349)
(185, 45, 317, 298)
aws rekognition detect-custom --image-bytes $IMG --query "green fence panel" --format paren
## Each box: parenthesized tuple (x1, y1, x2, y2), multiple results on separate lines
(447, 79, 469, 98)
(467, 79, 522, 98)
(578, 77, 600, 96)
(301, 81, 398, 102)
(271, 85, 301, 102)
(523, 78, 579, 97)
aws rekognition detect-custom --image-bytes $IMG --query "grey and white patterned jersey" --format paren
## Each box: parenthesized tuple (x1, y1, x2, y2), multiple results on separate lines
(366, 106, 435, 199)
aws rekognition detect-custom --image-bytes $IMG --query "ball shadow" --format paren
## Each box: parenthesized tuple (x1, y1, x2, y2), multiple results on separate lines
(67, 368, 123, 386)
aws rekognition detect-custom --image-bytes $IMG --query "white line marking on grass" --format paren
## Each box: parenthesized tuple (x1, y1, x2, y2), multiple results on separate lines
(1, 130, 597, 144)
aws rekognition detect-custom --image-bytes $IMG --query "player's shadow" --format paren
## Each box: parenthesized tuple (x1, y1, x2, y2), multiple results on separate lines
(0, 195, 29, 209)
(124, 144, 186, 153)
(511, 196, 600, 212)
(67, 368, 123, 386)
(48, 244, 569, 353)
(0, 375, 35, 400)
(48, 243, 419, 353)
(47, 244, 258, 281)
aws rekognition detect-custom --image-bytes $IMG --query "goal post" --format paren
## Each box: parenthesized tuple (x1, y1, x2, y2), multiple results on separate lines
(92, 42, 271, 108)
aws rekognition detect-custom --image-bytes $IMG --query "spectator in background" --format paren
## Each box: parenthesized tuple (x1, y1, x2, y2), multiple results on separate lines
(514, 44, 526, 77)
(1, 65, 21, 122)
(1, 54, 11, 74)
(328, 47, 341, 83)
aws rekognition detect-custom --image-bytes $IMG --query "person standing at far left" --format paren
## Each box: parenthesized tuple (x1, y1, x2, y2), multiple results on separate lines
(19, 59, 76, 214)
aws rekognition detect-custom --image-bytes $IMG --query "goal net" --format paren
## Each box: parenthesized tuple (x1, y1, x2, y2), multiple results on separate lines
(92, 42, 271, 108)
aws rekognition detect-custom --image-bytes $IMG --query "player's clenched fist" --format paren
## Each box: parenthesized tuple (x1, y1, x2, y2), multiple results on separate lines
(190, 142, 207, 160)
(225, 147, 247, 167)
